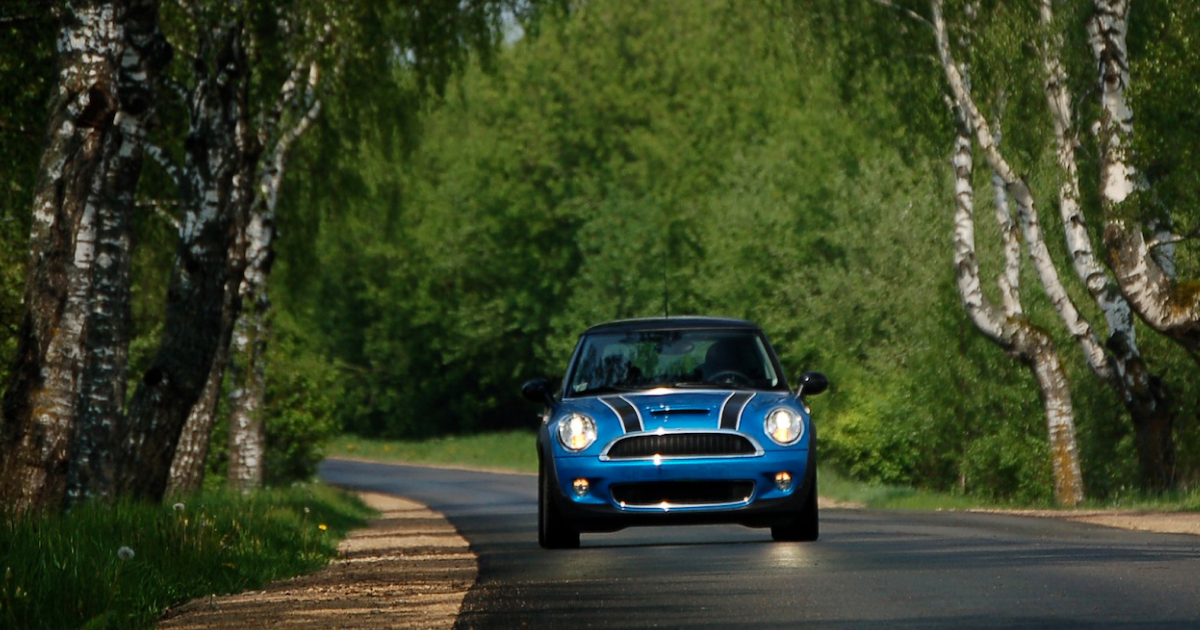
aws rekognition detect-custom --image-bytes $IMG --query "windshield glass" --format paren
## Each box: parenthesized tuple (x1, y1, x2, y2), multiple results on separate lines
(565, 329, 783, 397)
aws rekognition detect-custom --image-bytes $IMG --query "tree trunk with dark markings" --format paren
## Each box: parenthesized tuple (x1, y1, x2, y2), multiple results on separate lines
(0, 1, 125, 515)
(118, 20, 253, 502)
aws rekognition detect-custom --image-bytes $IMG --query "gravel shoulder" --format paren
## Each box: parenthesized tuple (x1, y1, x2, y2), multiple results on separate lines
(969, 508, 1200, 537)
(158, 492, 476, 630)
(157, 475, 1200, 629)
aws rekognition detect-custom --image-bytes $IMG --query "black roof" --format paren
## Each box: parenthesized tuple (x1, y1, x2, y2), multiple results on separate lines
(582, 316, 761, 335)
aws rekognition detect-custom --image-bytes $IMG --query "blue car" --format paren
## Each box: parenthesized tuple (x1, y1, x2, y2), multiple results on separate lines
(522, 317, 828, 548)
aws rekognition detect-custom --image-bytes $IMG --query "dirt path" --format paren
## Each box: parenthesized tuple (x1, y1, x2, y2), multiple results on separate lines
(157, 488, 1200, 629)
(158, 493, 476, 630)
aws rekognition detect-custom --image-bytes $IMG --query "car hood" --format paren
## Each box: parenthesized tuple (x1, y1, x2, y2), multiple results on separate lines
(587, 389, 795, 433)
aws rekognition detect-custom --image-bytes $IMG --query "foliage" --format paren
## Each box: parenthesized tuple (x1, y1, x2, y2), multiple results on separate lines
(261, 313, 344, 485)
(0, 484, 371, 630)
(0, 4, 55, 385)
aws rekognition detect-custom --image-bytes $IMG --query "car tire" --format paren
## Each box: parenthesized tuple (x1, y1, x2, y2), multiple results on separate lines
(538, 460, 580, 549)
(771, 473, 819, 542)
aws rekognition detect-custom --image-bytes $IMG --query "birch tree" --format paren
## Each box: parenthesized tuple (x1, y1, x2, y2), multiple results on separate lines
(1037, 0, 1175, 489)
(930, 0, 1085, 505)
(0, 0, 166, 514)
(1090, 0, 1200, 362)
(226, 23, 327, 492)
(865, 0, 1181, 491)
(218, 0, 540, 490)
(117, 1, 255, 501)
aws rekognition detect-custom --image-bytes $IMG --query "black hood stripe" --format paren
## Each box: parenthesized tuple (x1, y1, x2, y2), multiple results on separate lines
(601, 396, 642, 433)
(720, 392, 755, 430)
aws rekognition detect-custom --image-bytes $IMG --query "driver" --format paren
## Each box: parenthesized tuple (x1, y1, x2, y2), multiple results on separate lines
(700, 338, 763, 383)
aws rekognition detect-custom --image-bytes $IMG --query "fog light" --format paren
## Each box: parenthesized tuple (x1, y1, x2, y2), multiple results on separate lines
(775, 472, 793, 492)
(572, 478, 590, 498)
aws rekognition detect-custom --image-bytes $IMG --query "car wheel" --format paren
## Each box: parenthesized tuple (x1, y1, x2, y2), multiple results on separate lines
(771, 473, 819, 542)
(539, 460, 580, 549)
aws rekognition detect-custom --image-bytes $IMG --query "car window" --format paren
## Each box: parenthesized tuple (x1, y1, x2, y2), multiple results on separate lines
(566, 329, 781, 396)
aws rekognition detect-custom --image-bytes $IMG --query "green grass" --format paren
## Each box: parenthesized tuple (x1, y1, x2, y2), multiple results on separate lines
(328, 430, 539, 474)
(817, 467, 991, 510)
(0, 483, 373, 630)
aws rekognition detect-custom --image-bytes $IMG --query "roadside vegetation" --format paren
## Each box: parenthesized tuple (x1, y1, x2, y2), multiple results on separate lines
(332, 431, 539, 474)
(0, 484, 371, 630)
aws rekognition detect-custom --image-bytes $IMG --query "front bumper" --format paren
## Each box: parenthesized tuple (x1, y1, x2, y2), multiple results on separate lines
(548, 448, 814, 532)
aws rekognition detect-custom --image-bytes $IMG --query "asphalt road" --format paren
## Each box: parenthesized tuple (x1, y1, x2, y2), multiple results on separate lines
(319, 459, 1200, 629)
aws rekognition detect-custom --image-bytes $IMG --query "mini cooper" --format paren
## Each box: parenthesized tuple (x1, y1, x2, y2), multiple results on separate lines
(522, 317, 828, 548)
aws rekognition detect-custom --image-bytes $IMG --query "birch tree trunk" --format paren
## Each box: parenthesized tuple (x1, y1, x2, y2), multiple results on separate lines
(1039, 0, 1175, 489)
(118, 19, 253, 501)
(1090, 0, 1200, 361)
(165, 79, 256, 495)
(0, 1, 126, 514)
(169, 14, 328, 493)
(226, 37, 326, 491)
(63, 0, 169, 509)
(227, 303, 267, 490)
(949, 118, 1084, 506)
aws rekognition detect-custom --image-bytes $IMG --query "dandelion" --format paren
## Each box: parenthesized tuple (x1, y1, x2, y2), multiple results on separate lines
(318, 524, 328, 531)
(304, 507, 310, 514)
(173, 502, 186, 512)
(117, 547, 135, 561)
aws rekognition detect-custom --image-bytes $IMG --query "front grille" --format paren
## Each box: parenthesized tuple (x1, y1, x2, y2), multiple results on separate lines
(604, 432, 758, 459)
(611, 481, 755, 507)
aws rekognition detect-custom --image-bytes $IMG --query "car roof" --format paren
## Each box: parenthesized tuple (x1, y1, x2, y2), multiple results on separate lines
(582, 316, 762, 335)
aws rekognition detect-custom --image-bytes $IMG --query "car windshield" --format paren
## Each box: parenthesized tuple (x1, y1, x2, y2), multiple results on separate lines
(565, 328, 783, 397)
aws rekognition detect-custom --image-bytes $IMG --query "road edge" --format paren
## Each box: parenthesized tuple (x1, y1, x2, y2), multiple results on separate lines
(158, 491, 478, 630)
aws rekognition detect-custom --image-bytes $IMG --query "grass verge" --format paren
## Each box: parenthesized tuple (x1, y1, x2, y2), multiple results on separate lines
(0, 483, 372, 630)
(329, 430, 539, 474)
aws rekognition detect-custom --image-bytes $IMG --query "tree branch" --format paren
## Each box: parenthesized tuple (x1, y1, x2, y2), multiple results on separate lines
(137, 197, 182, 231)
(867, 0, 934, 30)
(145, 141, 184, 191)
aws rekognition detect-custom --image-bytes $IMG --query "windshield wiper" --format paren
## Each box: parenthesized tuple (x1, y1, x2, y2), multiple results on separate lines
(575, 385, 641, 397)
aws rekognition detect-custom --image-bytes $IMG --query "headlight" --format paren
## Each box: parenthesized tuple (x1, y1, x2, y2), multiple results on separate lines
(557, 413, 597, 452)
(764, 407, 804, 445)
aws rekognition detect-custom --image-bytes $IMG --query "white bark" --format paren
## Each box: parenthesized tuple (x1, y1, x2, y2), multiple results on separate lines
(1036, 0, 1175, 489)
(933, 0, 1112, 379)
(989, 132, 1021, 318)
(1088, 0, 1138, 206)
(1089, 0, 1200, 358)
(1042, 0, 1138, 373)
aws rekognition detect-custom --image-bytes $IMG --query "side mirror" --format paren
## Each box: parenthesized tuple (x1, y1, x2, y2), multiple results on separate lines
(521, 377, 555, 407)
(795, 371, 829, 398)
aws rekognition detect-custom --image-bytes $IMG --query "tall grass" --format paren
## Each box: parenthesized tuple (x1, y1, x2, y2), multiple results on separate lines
(0, 483, 371, 630)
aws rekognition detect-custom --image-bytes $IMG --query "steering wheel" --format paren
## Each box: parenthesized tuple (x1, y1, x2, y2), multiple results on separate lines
(708, 370, 753, 387)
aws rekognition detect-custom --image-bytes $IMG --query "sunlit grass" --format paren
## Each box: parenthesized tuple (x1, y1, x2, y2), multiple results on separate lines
(328, 430, 539, 474)
(818, 467, 990, 510)
(1077, 487, 1200, 512)
(0, 483, 372, 630)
